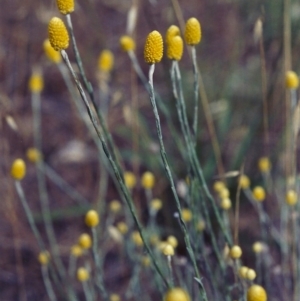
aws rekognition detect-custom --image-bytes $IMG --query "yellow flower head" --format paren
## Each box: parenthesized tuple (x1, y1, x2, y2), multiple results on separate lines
(239, 266, 249, 278)
(219, 187, 230, 199)
(239, 175, 250, 189)
(29, 72, 44, 94)
(286, 189, 297, 206)
(184, 17, 201, 46)
(116, 222, 128, 235)
(144, 30, 163, 64)
(247, 285, 267, 301)
(167, 36, 184, 61)
(120, 35, 135, 52)
(109, 294, 120, 301)
(165, 25, 180, 45)
(285, 71, 299, 89)
(71, 245, 83, 257)
(141, 255, 151, 267)
(38, 251, 50, 265)
(26, 148, 42, 163)
(78, 233, 92, 249)
(124, 171, 136, 189)
(220, 197, 232, 210)
(98, 50, 114, 72)
(164, 287, 191, 301)
(11, 159, 26, 180)
(77, 267, 89, 282)
(85, 210, 99, 228)
(141, 171, 155, 189)
(213, 181, 226, 192)
(252, 186, 266, 202)
(230, 245, 242, 259)
(181, 208, 192, 222)
(151, 198, 162, 211)
(48, 17, 69, 51)
(252, 241, 264, 253)
(196, 220, 206, 232)
(56, 0, 74, 15)
(258, 157, 271, 173)
(109, 200, 122, 213)
(246, 269, 256, 281)
(43, 39, 61, 63)
(131, 230, 143, 247)
(162, 243, 175, 256)
(167, 235, 178, 249)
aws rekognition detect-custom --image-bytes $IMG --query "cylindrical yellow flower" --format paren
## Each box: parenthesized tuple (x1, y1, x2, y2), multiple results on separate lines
(71, 245, 83, 257)
(26, 147, 42, 163)
(196, 220, 205, 232)
(230, 245, 242, 259)
(258, 157, 271, 173)
(109, 200, 122, 213)
(252, 241, 264, 253)
(98, 50, 114, 72)
(165, 25, 180, 45)
(164, 287, 191, 301)
(167, 36, 184, 61)
(131, 231, 143, 247)
(239, 266, 249, 278)
(252, 186, 266, 202)
(11, 159, 26, 180)
(48, 17, 69, 51)
(151, 198, 162, 211)
(38, 251, 50, 265)
(247, 285, 267, 301)
(85, 210, 99, 227)
(141, 171, 155, 189)
(29, 72, 44, 94)
(246, 269, 257, 281)
(213, 181, 226, 192)
(184, 17, 201, 46)
(286, 71, 299, 89)
(286, 189, 297, 206)
(78, 233, 92, 249)
(43, 39, 62, 63)
(219, 187, 230, 199)
(56, 0, 74, 15)
(167, 235, 178, 249)
(109, 294, 120, 301)
(162, 244, 174, 256)
(124, 171, 136, 189)
(116, 222, 128, 235)
(220, 197, 232, 210)
(181, 208, 192, 222)
(77, 267, 89, 282)
(144, 30, 163, 64)
(239, 175, 250, 189)
(120, 35, 135, 52)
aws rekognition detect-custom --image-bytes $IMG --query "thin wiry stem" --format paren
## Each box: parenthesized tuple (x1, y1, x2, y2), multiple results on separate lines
(60, 49, 170, 289)
(173, 61, 232, 246)
(66, 14, 94, 102)
(91, 227, 109, 301)
(41, 265, 57, 301)
(147, 64, 207, 300)
(31, 91, 65, 278)
(15, 181, 45, 251)
(191, 46, 199, 142)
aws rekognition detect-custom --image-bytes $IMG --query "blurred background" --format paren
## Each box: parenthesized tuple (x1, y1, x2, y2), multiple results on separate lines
(1, 0, 300, 300)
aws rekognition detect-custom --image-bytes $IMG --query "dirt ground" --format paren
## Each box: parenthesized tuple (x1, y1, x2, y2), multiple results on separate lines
(1, 0, 299, 300)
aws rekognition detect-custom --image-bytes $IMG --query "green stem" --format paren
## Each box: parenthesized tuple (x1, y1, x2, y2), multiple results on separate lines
(191, 46, 199, 142)
(15, 181, 45, 250)
(148, 64, 207, 300)
(60, 49, 170, 289)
